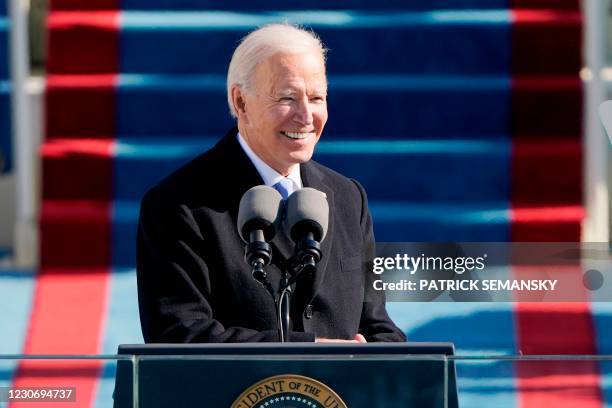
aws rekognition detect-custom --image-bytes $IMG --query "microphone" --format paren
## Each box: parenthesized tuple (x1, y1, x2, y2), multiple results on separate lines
(283, 188, 329, 274)
(237, 185, 283, 288)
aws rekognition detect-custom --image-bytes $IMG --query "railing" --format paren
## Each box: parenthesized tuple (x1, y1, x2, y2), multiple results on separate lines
(8, 0, 35, 267)
(1, 354, 612, 407)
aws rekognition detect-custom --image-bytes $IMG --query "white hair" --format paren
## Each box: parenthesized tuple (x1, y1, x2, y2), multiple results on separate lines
(226, 23, 328, 118)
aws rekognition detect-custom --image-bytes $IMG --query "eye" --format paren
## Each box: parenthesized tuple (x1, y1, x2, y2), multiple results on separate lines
(310, 96, 326, 103)
(279, 97, 294, 102)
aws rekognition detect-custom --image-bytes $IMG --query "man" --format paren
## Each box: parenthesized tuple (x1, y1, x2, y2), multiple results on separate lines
(137, 24, 406, 343)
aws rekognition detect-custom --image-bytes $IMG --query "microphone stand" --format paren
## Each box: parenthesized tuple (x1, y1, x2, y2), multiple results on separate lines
(249, 252, 299, 343)
(278, 270, 291, 342)
(276, 239, 321, 342)
(248, 235, 321, 343)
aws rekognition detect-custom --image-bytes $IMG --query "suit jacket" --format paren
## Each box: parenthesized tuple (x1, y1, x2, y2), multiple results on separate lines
(137, 128, 406, 343)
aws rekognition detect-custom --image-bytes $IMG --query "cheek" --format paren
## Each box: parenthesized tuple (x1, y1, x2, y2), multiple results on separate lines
(314, 107, 328, 129)
(266, 106, 292, 127)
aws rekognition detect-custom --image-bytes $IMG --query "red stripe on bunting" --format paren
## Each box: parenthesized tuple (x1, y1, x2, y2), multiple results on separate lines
(511, 0, 580, 10)
(47, 12, 119, 74)
(42, 139, 114, 201)
(51, 0, 118, 11)
(46, 75, 118, 139)
(10, 268, 111, 408)
(511, 76, 582, 138)
(514, 301, 602, 408)
(511, 139, 582, 204)
(511, 10, 582, 75)
(510, 4, 601, 408)
(510, 138, 583, 241)
(40, 200, 113, 267)
(12, 3, 120, 408)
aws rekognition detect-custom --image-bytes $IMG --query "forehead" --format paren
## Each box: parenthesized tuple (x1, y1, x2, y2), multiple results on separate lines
(254, 51, 327, 92)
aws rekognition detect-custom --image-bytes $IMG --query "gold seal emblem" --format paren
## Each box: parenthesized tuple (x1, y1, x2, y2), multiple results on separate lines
(231, 374, 348, 408)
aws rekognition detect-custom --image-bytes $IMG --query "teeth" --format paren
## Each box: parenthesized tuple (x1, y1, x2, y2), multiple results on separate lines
(283, 131, 310, 139)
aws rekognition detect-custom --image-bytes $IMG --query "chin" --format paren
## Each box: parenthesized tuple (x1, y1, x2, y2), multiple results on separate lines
(288, 151, 314, 164)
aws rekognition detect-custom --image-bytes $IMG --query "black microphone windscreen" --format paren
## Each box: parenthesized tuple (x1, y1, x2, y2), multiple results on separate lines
(284, 187, 329, 242)
(237, 185, 283, 242)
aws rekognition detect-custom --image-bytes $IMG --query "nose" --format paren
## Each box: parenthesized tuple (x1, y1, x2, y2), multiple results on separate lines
(294, 97, 313, 126)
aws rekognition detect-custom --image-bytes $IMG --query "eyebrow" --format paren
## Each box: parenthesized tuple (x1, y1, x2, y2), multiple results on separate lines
(275, 88, 327, 97)
(276, 89, 296, 97)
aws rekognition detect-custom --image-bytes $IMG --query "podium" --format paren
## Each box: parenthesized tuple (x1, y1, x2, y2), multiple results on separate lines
(113, 343, 458, 407)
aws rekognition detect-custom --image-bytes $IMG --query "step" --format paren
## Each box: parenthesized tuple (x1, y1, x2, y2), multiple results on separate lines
(51, 1, 509, 12)
(41, 138, 113, 200)
(50, 0, 579, 12)
(40, 200, 112, 267)
(0, 82, 11, 173)
(40, 198, 583, 267)
(110, 201, 582, 266)
(47, 10, 581, 76)
(118, 137, 510, 202)
(109, 200, 513, 267)
(46, 73, 581, 139)
(511, 205, 583, 241)
(113, 139, 510, 203)
(51, 0, 117, 11)
(40, 199, 512, 267)
(116, 74, 513, 139)
(46, 74, 117, 138)
(511, 76, 582, 137)
(512, 0, 579, 9)
(42, 137, 511, 203)
(47, 11, 119, 75)
(118, 11, 511, 76)
(43, 137, 583, 204)
(112, 202, 581, 265)
(0, 19, 8, 79)
(511, 138, 582, 205)
(511, 9, 582, 75)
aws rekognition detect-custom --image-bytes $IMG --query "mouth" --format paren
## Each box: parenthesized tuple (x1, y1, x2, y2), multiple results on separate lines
(281, 131, 313, 140)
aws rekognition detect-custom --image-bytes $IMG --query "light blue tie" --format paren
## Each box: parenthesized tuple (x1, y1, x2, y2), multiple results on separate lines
(273, 178, 293, 200)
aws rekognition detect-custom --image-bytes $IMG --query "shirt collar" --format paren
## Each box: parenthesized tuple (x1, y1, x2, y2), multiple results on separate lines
(237, 132, 302, 190)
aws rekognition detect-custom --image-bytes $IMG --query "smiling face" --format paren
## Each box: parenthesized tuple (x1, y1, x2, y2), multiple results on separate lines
(233, 51, 328, 176)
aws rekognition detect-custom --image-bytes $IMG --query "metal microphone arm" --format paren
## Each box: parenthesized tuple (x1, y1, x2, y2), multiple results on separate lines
(245, 230, 276, 299)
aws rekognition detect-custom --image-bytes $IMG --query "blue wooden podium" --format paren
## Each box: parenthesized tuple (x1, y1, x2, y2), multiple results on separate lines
(113, 343, 458, 407)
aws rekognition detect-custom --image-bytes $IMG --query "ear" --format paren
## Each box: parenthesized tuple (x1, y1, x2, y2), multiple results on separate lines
(231, 85, 249, 123)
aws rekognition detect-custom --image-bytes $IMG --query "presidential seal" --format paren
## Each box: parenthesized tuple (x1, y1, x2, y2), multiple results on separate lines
(231, 374, 348, 408)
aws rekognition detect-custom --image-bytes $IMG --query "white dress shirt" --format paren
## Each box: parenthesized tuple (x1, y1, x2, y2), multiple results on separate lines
(237, 132, 302, 194)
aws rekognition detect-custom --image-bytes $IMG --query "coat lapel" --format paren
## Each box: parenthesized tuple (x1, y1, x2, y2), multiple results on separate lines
(214, 130, 332, 300)
(214, 128, 265, 213)
(300, 161, 334, 302)
(214, 129, 293, 281)
(269, 224, 294, 263)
